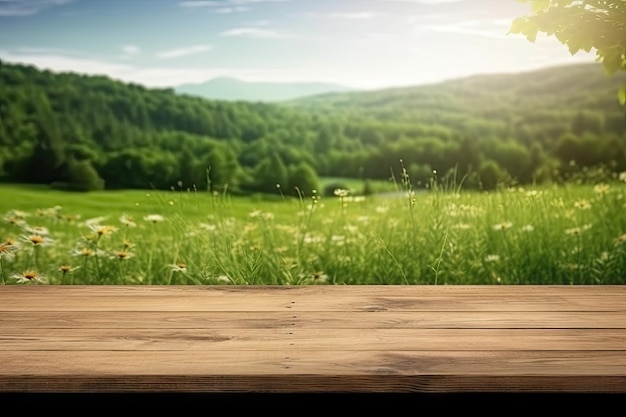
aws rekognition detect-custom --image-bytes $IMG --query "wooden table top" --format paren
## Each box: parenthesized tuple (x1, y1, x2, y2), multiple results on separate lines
(1, 285, 625, 393)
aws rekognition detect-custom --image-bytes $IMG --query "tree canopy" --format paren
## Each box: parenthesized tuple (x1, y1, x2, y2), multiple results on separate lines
(0, 59, 624, 193)
(510, 0, 626, 104)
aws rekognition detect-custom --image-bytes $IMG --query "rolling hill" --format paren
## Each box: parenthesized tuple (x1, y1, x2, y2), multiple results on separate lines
(175, 76, 356, 102)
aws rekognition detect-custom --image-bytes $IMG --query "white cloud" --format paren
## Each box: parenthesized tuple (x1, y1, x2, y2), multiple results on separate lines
(419, 18, 515, 40)
(121, 45, 141, 55)
(228, 0, 291, 3)
(178, 1, 219, 7)
(214, 6, 250, 13)
(0, 0, 75, 16)
(220, 27, 291, 39)
(0, 49, 134, 78)
(329, 12, 376, 19)
(382, 0, 466, 3)
(156, 44, 213, 59)
(179, 0, 290, 8)
(0, 49, 352, 88)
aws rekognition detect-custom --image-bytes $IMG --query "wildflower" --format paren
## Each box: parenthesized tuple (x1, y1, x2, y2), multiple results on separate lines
(521, 224, 535, 232)
(0, 240, 19, 260)
(84, 216, 109, 226)
(122, 240, 135, 250)
(63, 214, 81, 223)
(59, 264, 80, 274)
(312, 271, 329, 283)
(112, 250, 134, 261)
(334, 189, 349, 198)
(2, 237, 19, 248)
(72, 247, 97, 257)
(302, 233, 324, 244)
(331, 235, 346, 245)
(619, 172, 626, 183)
(24, 225, 50, 236)
(594, 184, 610, 195)
(2, 215, 26, 226)
(119, 214, 137, 228)
(214, 275, 232, 283)
(485, 254, 500, 263)
(614, 233, 626, 245)
(565, 227, 582, 236)
(574, 199, 591, 210)
(565, 224, 591, 236)
(298, 271, 329, 284)
(4, 209, 29, 220)
(36, 206, 62, 218)
(169, 262, 187, 273)
(144, 214, 165, 223)
(344, 225, 358, 234)
(248, 210, 263, 218)
(11, 270, 46, 284)
(198, 223, 217, 232)
(88, 224, 118, 237)
(492, 221, 513, 231)
(22, 234, 54, 247)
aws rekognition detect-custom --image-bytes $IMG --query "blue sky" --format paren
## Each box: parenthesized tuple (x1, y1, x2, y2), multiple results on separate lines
(0, 0, 596, 89)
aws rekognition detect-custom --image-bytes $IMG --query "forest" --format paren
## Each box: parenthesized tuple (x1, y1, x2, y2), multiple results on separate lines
(0, 59, 625, 196)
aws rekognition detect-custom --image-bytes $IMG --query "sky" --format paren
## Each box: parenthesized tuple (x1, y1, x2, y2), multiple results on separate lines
(0, 0, 598, 90)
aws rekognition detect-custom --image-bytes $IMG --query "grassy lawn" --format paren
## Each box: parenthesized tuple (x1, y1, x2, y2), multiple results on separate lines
(1, 180, 625, 285)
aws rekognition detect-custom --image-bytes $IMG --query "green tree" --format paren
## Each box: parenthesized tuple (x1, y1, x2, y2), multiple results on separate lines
(288, 162, 320, 198)
(202, 146, 240, 193)
(250, 152, 289, 195)
(510, 0, 626, 104)
(478, 159, 509, 191)
(61, 157, 105, 191)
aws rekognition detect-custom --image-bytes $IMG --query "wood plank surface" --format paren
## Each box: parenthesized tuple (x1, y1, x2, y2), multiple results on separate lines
(1, 285, 625, 393)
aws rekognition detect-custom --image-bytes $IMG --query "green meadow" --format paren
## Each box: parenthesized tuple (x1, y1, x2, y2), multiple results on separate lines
(1, 178, 625, 285)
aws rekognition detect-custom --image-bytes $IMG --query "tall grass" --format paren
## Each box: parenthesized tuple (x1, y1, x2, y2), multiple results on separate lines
(1, 179, 625, 285)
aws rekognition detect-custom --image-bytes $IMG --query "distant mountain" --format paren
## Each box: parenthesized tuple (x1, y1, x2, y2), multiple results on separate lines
(289, 62, 626, 111)
(174, 76, 356, 102)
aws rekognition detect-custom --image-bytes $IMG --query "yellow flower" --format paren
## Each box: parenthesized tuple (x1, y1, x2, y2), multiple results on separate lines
(11, 270, 46, 284)
(594, 184, 610, 195)
(0, 240, 19, 260)
(59, 264, 80, 274)
(22, 234, 54, 247)
(73, 248, 97, 257)
(112, 250, 134, 261)
(169, 262, 187, 273)
(574, 199, 591, 210)
(614, 233, 626, 245)
(88, 224, 118, 237)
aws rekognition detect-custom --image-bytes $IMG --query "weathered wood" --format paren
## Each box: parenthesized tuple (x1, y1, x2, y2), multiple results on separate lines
(1, 285, 625, 393)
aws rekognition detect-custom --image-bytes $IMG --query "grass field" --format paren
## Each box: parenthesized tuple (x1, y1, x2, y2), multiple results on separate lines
(1, 179, 625, 285)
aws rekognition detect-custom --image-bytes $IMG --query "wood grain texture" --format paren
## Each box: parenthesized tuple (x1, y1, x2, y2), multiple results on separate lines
(1, 285, 625, 393)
